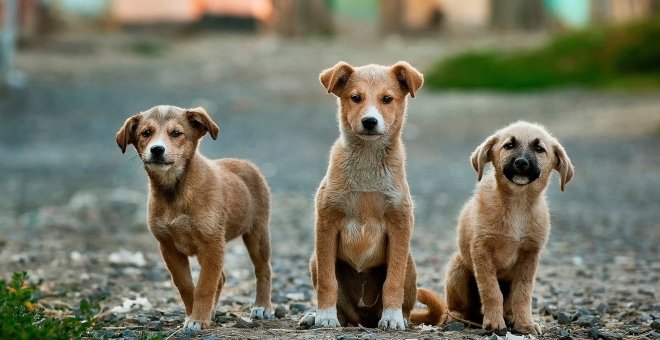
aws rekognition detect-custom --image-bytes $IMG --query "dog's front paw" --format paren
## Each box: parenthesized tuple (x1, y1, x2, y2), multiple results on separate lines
(298, 311, 317, 328)
(251, 306, 270, 320)
(514, 321, 542, 335)
(378, 308, 406, 330)
(482, 314, 507, 333)
(183, 317, 208, 331)
(314, 307, 341, 328)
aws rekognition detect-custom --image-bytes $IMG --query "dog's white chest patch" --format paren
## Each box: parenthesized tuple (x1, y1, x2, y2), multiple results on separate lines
(339, 217, 386, 272)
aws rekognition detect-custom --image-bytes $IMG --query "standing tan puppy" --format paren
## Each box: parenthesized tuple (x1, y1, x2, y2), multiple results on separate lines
(116, 105, 272, 330)
(444, 121, 574, 334)
(301, 61, 445, 330)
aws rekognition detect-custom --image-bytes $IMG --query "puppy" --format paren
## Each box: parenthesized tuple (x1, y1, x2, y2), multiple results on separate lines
(116, 105, 272, 330)
(301, 61, 445, 330)
(443, 121, 574, 334)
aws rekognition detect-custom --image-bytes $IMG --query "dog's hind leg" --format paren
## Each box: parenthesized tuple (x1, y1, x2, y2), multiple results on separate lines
(444, 253, 474, 324)
(212, 270, 226, 312)
(243, 218, 272, 319)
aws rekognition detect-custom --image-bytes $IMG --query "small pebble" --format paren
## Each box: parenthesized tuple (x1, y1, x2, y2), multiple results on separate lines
(557, 311, 573, 325)
(442, 321, 465, 332)
(122, 329, 138, 339)
(360, 334, 377, 340)
(575, 315, 598, 327)
(136, 315, 149, 325)
(275, 305, 288, 318)
(234, 317, 256, 328)
(215, 315, 235, 324)
(178, 327, 199, 340)
(148, 320, 163, 331)
(652, 320, 660, 331)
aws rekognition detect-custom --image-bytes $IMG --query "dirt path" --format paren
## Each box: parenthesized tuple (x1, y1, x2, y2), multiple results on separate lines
(0, 31, 658, 339)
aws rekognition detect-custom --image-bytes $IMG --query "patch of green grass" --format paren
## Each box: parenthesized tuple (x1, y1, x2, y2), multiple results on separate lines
(130, 39, 168, 58)
(0, 272, 97, 339)
(426, 17, 660, 91)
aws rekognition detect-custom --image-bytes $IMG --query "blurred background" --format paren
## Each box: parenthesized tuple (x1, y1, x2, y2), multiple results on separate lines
(0, 0, 658, 338)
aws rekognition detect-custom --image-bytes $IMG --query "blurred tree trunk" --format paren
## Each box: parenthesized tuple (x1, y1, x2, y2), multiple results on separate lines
(272, 0, 333, 37)
(491, 0, 546, 30)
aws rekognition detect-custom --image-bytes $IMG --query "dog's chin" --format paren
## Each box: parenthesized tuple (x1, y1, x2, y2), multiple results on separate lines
(144, 160, 175, 170)
(355, 132, 383, 141)
(510, 175, 532, 186)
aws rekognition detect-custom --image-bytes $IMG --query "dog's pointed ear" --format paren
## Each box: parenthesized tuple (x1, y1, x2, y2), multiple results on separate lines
(391, 61, 424, 98)
(319, 62, 354, 96)
(116, 114, 141, 154)
(553, 142, 574, 191)
(470, 134, 498, 181)
(186, 107, 219, 140)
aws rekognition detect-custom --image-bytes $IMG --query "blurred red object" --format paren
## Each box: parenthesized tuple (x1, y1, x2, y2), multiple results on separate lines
(111, 0, 272, 24)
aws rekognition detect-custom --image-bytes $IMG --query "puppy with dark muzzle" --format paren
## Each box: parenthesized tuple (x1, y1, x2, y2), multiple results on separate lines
(441, 121, 574, 334)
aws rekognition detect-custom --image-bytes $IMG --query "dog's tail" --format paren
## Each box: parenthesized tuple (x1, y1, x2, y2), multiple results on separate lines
(410, 288, 446, 325)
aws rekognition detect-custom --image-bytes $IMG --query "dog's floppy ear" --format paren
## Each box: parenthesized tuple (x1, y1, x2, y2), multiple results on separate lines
(470, 134, 498, 181)
(319, 62, 354, 96)
(116, 114, 141, 154)
(186, 107, 219, 140)
(391, 61, 424, 98)
(553, 142, 574, 191)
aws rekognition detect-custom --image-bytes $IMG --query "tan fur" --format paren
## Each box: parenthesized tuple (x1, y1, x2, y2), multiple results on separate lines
(444, 121, 574, 335)
(116, 105, 272, 329)
(308, 61, 444, 329)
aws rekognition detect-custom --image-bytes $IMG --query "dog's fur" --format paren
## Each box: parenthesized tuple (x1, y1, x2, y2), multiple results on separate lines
(442, 121, 574, 334)
(303, 61, 445, 330)
(116, 105, 272, 330)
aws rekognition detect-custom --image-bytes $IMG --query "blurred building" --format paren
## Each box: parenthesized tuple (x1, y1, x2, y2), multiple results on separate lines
(0, 0, 659, 37)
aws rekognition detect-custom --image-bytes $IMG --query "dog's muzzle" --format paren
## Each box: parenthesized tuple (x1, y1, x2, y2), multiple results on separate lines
(503, 156, 540, 185)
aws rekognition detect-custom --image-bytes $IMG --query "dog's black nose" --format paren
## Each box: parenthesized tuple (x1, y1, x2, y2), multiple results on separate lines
(361, 117, 378, 130)
(514, 158, 530, 170)
(151, 145, 165, 157)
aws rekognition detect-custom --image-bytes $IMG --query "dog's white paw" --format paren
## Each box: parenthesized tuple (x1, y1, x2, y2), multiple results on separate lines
(298, 311, 317, 328)
(378, 308, 406, 330)
(314, 307, 341, 328)
(251, 306, 270, 320)
(183, 318, 203, 331)
(514, 321, 543, 335)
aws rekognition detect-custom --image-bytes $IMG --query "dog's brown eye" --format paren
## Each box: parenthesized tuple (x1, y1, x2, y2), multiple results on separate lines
(350, 94, 362, 103)
(171, 130, 182, 137)
(141, 130, 151, 138)
(382, 95, 393, 104)
(534, 145, 545, 153)
(504, 142, 515, 150)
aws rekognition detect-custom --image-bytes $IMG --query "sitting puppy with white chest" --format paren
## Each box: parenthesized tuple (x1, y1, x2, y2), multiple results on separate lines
(116, 105, 272, 330)
(444, 121, 574, 334)
(301, 61, 445, 330)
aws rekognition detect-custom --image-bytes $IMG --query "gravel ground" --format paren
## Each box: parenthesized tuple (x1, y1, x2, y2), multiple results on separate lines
(0, 31, 658, 339)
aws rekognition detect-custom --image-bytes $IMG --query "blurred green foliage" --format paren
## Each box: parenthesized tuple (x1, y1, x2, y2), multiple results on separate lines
(426, 17, 660, 91)
(0, 272, 96, 339)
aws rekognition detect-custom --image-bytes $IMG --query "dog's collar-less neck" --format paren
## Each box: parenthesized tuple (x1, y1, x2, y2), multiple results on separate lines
(488, 172, 546, 207)
(147, 153, 203, 204)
